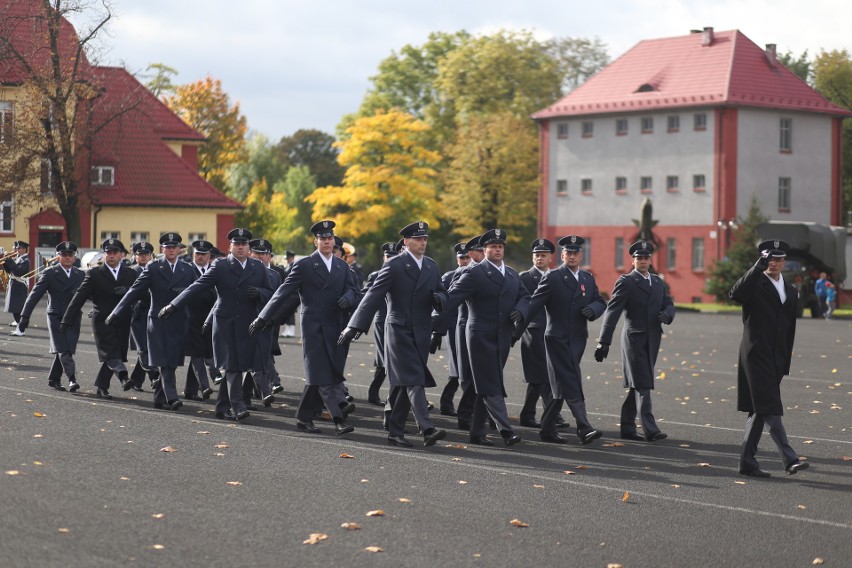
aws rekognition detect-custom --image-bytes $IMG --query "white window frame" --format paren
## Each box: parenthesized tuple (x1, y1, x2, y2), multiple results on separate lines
(778, 177, 791, 211)
(581, 178, 593, 194)
(0, 101, 13, 144)
(556, 123, 569, 139)
(779, 118, 792, 152)
(0, 194, 13, 233)
(666, 237, 676, 271)
(556, 179, 568, 196)
(100, 231, 120, 241)
(91, 166, 115, 186)
(692, 237, 705, 271)
(614, 237, 624, 270)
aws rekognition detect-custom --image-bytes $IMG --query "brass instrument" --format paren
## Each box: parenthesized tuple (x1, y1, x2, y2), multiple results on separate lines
(0, 251, 17, 262)
(0, 267, 7, 291)
(22, 255, 60, 279)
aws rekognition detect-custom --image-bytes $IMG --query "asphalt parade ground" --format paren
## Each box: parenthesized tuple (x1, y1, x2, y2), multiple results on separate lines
(0, 307, 849, 568)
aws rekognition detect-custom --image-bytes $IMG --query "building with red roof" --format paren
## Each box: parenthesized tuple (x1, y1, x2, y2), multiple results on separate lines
(533, 27, 850, 303)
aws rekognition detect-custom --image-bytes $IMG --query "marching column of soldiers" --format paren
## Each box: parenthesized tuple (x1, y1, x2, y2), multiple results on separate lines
(8, 222, 811, 475)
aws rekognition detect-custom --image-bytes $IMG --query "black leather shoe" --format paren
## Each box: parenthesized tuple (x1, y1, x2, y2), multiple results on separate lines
(154, 402, 166, 410)
(296, 421, 321, 434)
(555, 421, 571, 429)
(215, 410, 236, 421)
(151, 379, 161, 391)
(96, 388, 112, 400)
(201, 387, 214, 399)
(368, 395, 386, 406)
(345, 394, 354, 403)
(539, 431, 567, 444)
(786, 461, 810, 475)
(440, 407, 458, 417)
(427, 401, 435, 411)
(235, 410, 250, 421)
(169, 400, 183, 411)
(68, 381, 80, 393)
(245, 403, 257, 411)
(469, 436, 494, 446)
(262, 394, 275, 407)
(388, 435, 413, 447)
(646, 432, 668, 442)
(457, 419, 471, 430)
(271, 384, 284, 394)
(133, 385, 144, 392)
(340, 402, 355, 418)
(620, 431, 645, 441)
(502, 431, 522, 446)
(48, 381, 67, 392)
(580, 429, 603, 445)
(212, 376, 223, 386)
(520, 419, 542, 428)
(335, 423, 354, 435)
(740, 468, 771, 478)
(184, 394, 203, 401)
(423, 428, 447, 447)
(121, 379, 134, 391)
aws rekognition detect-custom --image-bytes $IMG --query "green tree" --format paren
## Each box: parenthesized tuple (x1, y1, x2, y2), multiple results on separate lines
(778, 50, 811, 84)
(705, 197, 768, 302)
(543, 36, 610, 92)
(235, 179, 300, 252)
(142, 62, 178, 98)
(165, 75, 248, 190)
(226, 132, 288, 202)
(274, 165, 317, 252)
(277, 129, 344, 188)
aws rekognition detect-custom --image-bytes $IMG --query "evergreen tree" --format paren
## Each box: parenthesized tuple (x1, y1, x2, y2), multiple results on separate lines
(705, 197, 768, 302)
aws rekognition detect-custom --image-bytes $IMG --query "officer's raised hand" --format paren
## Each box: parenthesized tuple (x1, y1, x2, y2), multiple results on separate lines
(337, 326, 362, 346)
(158, 304, 176, 319)
(755, 249, 770, 270)
(248, 317, 270, 336)
(337, 296, 351, 310)
(594, 342, 609, 362)
(658, 311, 673, 325)
(581, 306, 595, 320)
(429, 331, 442, 354)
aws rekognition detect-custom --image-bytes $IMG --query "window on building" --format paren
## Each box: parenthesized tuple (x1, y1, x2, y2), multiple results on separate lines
(666, 175, 679, 192)
(694, 113, 707, 131)
(0, 101, 13, 144)
(778, 177, 791, 211)
(640, 176, 653, 192)
(614, 237, 624, 270)
(100, 231, 120, 241)
(666, 237, 676, 270)
(130, 231, 150, 244)
(779, 118, 792, 152)
(581, 178, 593, 194)
(188, 232, 206, 244)
(615, 176, 627, 193)
(0, 193, 13, 233)
(90, 166, 115, 186)
(581, 238, 592, 267)
(641, 117, 654, 133)
(692, 238, 705, 271)
(616, 118, 628, 136)
(556, 123, 569, 139)
(556, 179, 568, 196)
(667, 115, 680, 132)
(693, 174, 706, 192)
(581, 121, 594, 138)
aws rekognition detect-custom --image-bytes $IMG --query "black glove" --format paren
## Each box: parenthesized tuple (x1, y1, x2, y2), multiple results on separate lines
(246, 286, 259, 299)
(201, 321, 210, 335)
(248, 317, 270, 336)
(132, 300, 142, 314)
(755, 250, 770, 270)
(17, 315, 29, 333)
(105, 313, 117, 327)
(594, 343, 609, 362)
(509, 309, 523, 324)
(429, 332, 442, 354)
(432, 292, 442, 312)
(658, 311, 673, 325)
(337, 296, 351, 310)
(158, 304, 176, 319)
(581, 306, 595, 320)
(337, 326, 362, 346)
(113, 286, 128, 296)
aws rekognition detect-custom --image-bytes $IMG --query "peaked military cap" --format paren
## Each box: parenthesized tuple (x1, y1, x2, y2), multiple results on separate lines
(558, 235, 585, 252)
(310, 220, 335, 237)
(629, 240, 655, 257)
(479, 228, 506, 246)
(228, 228, 252, 243)
(13, 240, 29, 249)
(159, 232, 182, 247)
(210, 246, 224, 259)
(531, 238, 556, 253)
(333, 236, 345, 250)
(395, 239, 405, 253)
(55, 241, 78, 254)
(132, 241, 154, 255)
(250, 238, 273, 254)
(381, 242, 397, 256)
(399, 221, 429, 238)
(285, 250, 296, 257)
(191, 240, 214, 254)
(102, 238, 128, 253)
(758, 239, 790, 258)
(454, 242, 470, 257)
(465, 235, 484, 252)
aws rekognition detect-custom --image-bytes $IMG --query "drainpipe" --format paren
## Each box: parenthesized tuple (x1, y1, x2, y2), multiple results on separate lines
(92, 205, 102, 248)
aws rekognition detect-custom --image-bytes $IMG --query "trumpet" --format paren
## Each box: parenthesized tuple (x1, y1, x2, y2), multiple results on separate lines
(22, 255, 60, 279)
(0, 251, 17, 262)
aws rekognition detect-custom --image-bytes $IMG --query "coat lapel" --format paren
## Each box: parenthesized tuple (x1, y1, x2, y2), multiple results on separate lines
(414, 259, 431, 291)
(631, 270, 651, 295)
(311, 251, 330, 285)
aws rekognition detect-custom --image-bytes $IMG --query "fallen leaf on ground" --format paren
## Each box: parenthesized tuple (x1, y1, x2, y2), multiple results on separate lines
(213, 453, 225, 457)
(33, 434, 44, 438)
(303, 533, 328, 544)
(33, 461, 42, 466)
(57, 528, 70, 534)
(803, 440, 814, 445)
(214, 443, 229, 449)
(697, 463, 711, 467)
(120, 476, 130, 481)
(671, 484, 681, 488)
(398, 498, 411, 503)
(339, 453, 355, 459)
(446, 444, 467, 449)
(159, 446, 177, 453)
(575, 465, 589, 470)
(33, 412, 46, 418)
(622, 492, 630, 502)
(734, 481, 746, 485)
(564, 470, 575, 475)
(812, 559, 824, 565)
(360, 479, 369, 483)
(533, 484, 545, 488)
(797, 505, 807, 510)
(5, 470, 20, 476)
(509, 519, 529, 527)
(341, 522, 361, 530)
(603, 442, 624, 447)
(451, 457, 462, 461)
(365, 546, 384, 553)
(458, 480, 468, 485)
(152, 544, 165, 550)
(225, 481, 242, 486)
(842, 456, 852, 461)
(608, 564, 623, 568)
(366, 510, 385, 517)
(196, 431, 210, 435)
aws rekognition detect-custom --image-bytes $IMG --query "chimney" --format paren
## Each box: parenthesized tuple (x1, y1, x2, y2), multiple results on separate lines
(765, 43, 778, 67)
(701, 26, 714, 47)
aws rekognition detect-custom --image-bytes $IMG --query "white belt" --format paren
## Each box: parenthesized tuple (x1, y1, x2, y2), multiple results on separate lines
(10, 275, 29, 284)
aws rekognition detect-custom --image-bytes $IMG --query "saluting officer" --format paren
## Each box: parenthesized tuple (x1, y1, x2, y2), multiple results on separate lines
(62, 238, 138, 399)
(730, 240, 808, 477)
(249, 221, 358, 435)
(108, 233, 196, 411)
(364, 241, 400, 406)
(595, 240, 675, 442)
(4, 240, 31, 333)
(436, 242, 470, 417)
(127, 241, 160, 392)
(162, 228, 272, 421)
(340, 221, 448, 448)
(522, 236, 607, 445)
(18, 241, 85, 391)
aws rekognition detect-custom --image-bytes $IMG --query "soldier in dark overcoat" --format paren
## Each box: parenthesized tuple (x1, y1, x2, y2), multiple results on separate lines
(241, 238, 280, 408)
(249, 221, 358, 435)
(595, 240, 675, 442)
(109, 233, 196, 410)
(163, 228, 272, 421)
(62, 238, 138, 399)
(434, 242, 470, 417)
(126, 241, 160, 392)
(19, 241, 85, 390)
(364, 241, 400, 406)
(522, 236, 607, 444)
(4, 240, 31, 331)
(729, 240, 808, 477)
(182, 240, 217, 400)
(341, 221, 448, 448)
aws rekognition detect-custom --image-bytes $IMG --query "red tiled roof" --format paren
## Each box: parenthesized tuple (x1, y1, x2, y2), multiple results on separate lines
(87, 67, 241, 209)
(533, 29, 852, 119)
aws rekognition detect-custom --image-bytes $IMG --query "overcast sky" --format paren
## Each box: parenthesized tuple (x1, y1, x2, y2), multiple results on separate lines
(77, 0, 852, 141)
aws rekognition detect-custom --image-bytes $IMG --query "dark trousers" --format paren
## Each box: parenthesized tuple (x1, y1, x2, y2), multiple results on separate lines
(387, 385, 434, 437)
(542, 397, 593, 436)
(470, 394, 513, 437)
(153, 367, 178, 405)
(216, 370, 247, 415)
(439, 376, 459, 411)
(740, 413, 799, 471)
(456, 382, 476, 422)
(620, 387, 660, 438)
(519, 382, 554, 422)
(296, 384, 343, 423)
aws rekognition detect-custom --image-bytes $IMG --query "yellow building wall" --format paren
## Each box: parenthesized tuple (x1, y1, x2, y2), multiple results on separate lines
(92, 207, 235, 245)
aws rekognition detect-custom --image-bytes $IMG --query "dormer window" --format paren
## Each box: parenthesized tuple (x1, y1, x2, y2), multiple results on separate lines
(91, 166, 114, 186)
(636, 83, 655, 93)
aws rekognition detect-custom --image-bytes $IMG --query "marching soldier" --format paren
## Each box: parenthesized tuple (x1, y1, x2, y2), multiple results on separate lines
(521, 236, 607, 445)
(364, 241, 400, 406)
(436, 242, 470, 416)
(595, 240, 675, 442)
(340, 221, 448, 448)
(5, 240, 31, 334)
(182, 240, 217, 401)
(161, 228, 272, 421)
(61, 238, 137, 399)
(108, 233, 196, 411)
(18, 241, 85, 391)
(249, 221, 357, 435)
(127, 241, 160, 392)
(730, 240, 808, 477)
(242, 238, 280, 408)
(279, 250, 297, 338)
(451, 235, 485, 430)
